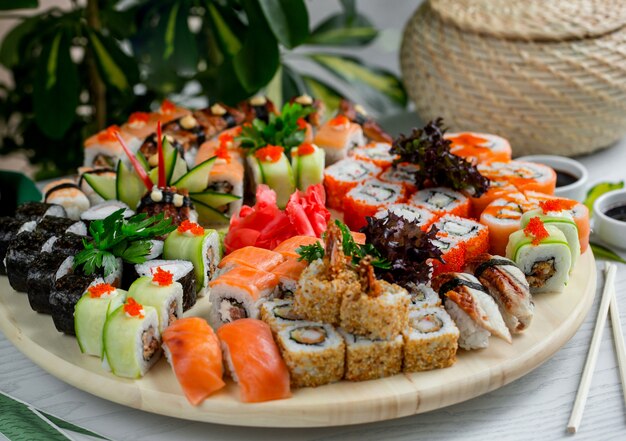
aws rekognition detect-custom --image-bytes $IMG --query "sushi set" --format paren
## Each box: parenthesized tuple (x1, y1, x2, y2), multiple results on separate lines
(0, 96, 598, 426)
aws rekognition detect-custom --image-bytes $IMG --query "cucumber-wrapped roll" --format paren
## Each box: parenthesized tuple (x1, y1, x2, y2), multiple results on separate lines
(247, 146, 295, 208)
(128, 269, 183, 332)
(134, 259, 196, 311)
(75, 283, 127, 357)
(290, 143, 325, 191)
(506, 217, 571, 294)
(520, 208, 580, 270)
(103, 298, 161, 379)
(163, 220, 221, 295)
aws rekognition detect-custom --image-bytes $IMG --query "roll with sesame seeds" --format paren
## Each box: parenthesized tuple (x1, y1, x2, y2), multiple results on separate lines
(339, 330, 403, 381)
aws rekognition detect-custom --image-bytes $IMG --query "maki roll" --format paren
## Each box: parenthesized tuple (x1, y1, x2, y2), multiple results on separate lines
(15, 202, 66, 221)
(433, 272, 511, 350)
(506, 218, 572, 294)
(445, 132, 512, 164)
(431, 214, 489, 259)
(260, 299, 303, 333)
(271, 258, 308, 299)
(128, 268, 184, 333)
(377, 163, 420, 195)
(338, 99, 392, 144)
(375, 203, 437, 231)
(74, 283, 127, 357)
(290, 143, 325, 191)
(81, 201, 134, 225)
(83, 124, 141, 168)
(466, 254, 533, 333)
(313, 115, 365, 165)
(121, 111, 157, 140)
(133, 259, 196, 311)
(406, 282, 441, 310)
(430, 234, 466, 276)
(217, 246, 284, 275)
(152, 99, 191, 124)
(26, 255, 75, 314)
(217, 319, 291, 403)
(410, 187, 470, 218)
(0, 217, 27, 275)
(402, 306, 459, 372)
(136, 187, 197, 226)
(247, 146, 295, 209)
(478, 160, 557, 195)
(163, 221, 222, 295)
(343, 179, 405, 231)
(350, 142, 397, 169)
(5, 231, 48, 292)
(521, 208, 580, 269)
(35, 216, 87, 238)
(120, 239, 164, 289)
(43, 179, 91, 220)
(323, 158, 382, 210)
(275, 322, 345, 387)
(339, 330, 403, 381)
(103, 298, 161, 379)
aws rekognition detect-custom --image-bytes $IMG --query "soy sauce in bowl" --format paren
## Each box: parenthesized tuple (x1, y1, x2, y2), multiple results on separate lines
(555, 170, 579, 188)
(605, 204, 626, 223)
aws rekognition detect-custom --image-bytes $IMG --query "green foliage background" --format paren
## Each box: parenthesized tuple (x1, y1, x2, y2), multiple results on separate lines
(0, 0, 406, 179)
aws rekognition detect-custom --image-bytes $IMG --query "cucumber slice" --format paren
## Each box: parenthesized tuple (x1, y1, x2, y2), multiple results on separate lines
(128, 277, 183, 332)
(149, 138, 188, 186)
(194, 200, 229, 225)
(75, 288, 126, 357)
(251, 152, 295, 208)
(116, 160, 147, 210)
(83, 172, 116, 200)
(290, 145, 325, 190)
(136, 151, 150, 170)
(172, 156, 217, 192)
(506, 225, 569, 261)
(190, 191, 241, 209)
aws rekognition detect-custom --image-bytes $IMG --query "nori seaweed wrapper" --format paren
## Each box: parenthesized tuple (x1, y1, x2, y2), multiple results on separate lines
(0, 217, 24, 275)
(53, 233, 87, 256)
(15, 202, 66, 221)
(5, 231, 48, 292)
(49, 272, 98, 335)
(35, 216, 81, 238)
(26, 253, 72, 314)
(179, 267, 197, 311)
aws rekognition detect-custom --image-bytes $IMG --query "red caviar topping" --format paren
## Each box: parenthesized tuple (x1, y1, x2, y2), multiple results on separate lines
(255, 145, 284, 163)
(215, 143, 231, 161)
(152, 267, 174, 286)
(88, 283, 115, 298)
(128, 112, 150, 124)
(295, 143, 315, 156)
(539, 199, 577, 214)
(97, 125, 121, 142)
(177, 219, 205, 236)
(329, 115, 350, 127)
(296, 118, 308, 130)
(160, 99, 176, 114)
(524, 216, 549, 245)
(124, 298, 144, 318)
(232, 126, 242, 136)
(449, 133, 489, 148)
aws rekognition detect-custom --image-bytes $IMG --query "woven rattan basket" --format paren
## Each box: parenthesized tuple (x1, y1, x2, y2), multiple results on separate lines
(400, 0, 626, 157)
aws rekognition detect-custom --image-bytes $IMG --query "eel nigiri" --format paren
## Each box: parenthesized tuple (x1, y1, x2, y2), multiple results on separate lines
(162, 317, 225, 406)
(217, 318, 291, 403)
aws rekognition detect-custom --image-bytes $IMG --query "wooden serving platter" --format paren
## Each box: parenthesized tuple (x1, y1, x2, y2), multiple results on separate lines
(0, 251, 596, 427)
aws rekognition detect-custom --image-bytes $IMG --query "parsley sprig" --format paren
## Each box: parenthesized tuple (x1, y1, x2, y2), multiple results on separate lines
(74, 209, 176, 276)
(237, 102, 313, 152)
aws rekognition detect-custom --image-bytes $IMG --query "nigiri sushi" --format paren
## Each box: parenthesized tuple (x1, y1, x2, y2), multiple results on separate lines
(217, 246, 285, 274)
(217, 319, 291, 403)
(338, 99, 392, 144)
(162, 317, 225, 405)
(314, 115, 365, 165)
(84, 124, 141, 168)
(43, 179, 91, 221)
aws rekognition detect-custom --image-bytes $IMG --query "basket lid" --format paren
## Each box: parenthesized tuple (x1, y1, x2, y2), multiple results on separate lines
(429, 0, 626, 40)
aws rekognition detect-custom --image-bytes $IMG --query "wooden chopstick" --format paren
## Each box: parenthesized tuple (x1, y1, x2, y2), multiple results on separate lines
(609, 270, 626, 407)
(567, 262, 617, 434)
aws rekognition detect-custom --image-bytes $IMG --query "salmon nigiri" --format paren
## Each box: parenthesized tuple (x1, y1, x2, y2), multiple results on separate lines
(162, 317, 225, 406)
(217, 318, 291, 403)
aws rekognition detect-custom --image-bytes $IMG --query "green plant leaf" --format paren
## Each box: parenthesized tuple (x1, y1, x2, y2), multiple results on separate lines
(308, 13, 377, 46)
(309, 53, 407, 111)
(302, 75, 342, 113)
(33, 29, 78, 140)
(584, 181, 625, 215)
(206, 2, 243, 56)
(590, 242, 626, 264)
(39, 411, 110, 440)
(86, 29, 138, 92)
(265, 66, 283, 107)
(233, 0, 280, 92)
(340, 0, 356, 21)
(0, 15, 40, 68)
(162, 2, 198, 74)
(0, 0, 38, 10)
(0, 392, 72, 441)
(281, 64, 307, 103)
(257, 0, 309, 49)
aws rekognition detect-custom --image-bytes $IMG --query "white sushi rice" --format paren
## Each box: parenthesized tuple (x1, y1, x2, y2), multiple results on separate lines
(46, 191, 91, 221)
(201, 230, 221, 295)
(405, 306, 459, 340)
(406, 282, 441, 309)
(41, 236, 58, 253)
(521, 209, 580, 270)
(351, 142, 396, 163)
(379, 163, 420, 184)
(18, 220, 37, 234)
(208, 281, 270, 329)
(375, 203, 436, 228)
(432, 214, 486, 240)
(513, 242, 571, 294)
(411, 187, 467, 213)
(80, 201, 134, 222)
(324, 158, 381, 183)
(66, 221, 88, 236)
(347, 179, 404, 205)
(136, 259, 192, 281)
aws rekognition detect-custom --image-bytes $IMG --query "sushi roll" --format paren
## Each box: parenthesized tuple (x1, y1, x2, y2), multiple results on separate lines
(119, 239, 164, 289)
(479, 192, 535, 256)
(339, 259, 410, 340)
(136, 187, 197, 226)
(80, 201, 134, 225)
(350, 142, 397, 169)
(193, 103, 245, 140)
(238, 95, 277, 123)
(77, 167, 117, 205)
(272, 235, 322, 260)
(375, 203, 437, 231)
(247, 146, 295, 209)
(102, 298, 161, 378)
(478, 160, 557, 195)
(521, 208, 580, 269)
(340, 330, 403, 381)
(506, 218, 572, 294)
(406, 282, 441, 310)
(141, 114, 206, 168)
(5, 231, 49, 292)
(26, 254, 75, 314)
(445, 132, 512, 164)
(208, 266, 279, 328)
(162, 317, 225, 406)
(323, 158, 382, 210)
(43, 180, 91, 221)
(433, 272, 512, 349)
(74, 282, 127, 357)
(121, 111, 157, 140)
(431, 214, 489, 259)
(410, 187, 470, 218)
(15, 202, 66, 221)
(0, 217, 29, 275)
(430, 234, 466, 276)
(133, 259, 196, 311)
(217, 246, 284, 275)
(290, 143, 325, 191)
(402, 306, 459, 371)
(292, 94, 325, 128)
(338, 99, 393, 144)
(83, 124, 142, 168)
(152, 99, 191, 124)
(466, 254, 533, 333)
(343, 179, 405, 231)
(128, 269, 184, 333)
(275, 322, 345, 387)
(217, 319, 291, 402)
(469, 179, 519, 218)
(377, 162, 420, 195)
(271, 258, 308, 299)
(313, 115, 365, 165)
(35, 216, 87, 238)
(163, 221, 221, 295)
(260, 299, 304, 333)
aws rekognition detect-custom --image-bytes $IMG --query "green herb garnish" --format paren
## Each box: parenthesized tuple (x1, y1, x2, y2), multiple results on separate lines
(297, 242, 325, 263)
(74, 209, 176, 276)
(237, 102, 313, 153)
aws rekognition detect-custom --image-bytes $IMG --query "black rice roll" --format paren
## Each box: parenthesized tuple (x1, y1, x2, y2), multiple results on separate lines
(15, 202, 66, 221)
(5, 231, 48, 292)
(26, 255, 74, 314)
(0, 217, 25, 275)
(36, 216, 87, 238)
